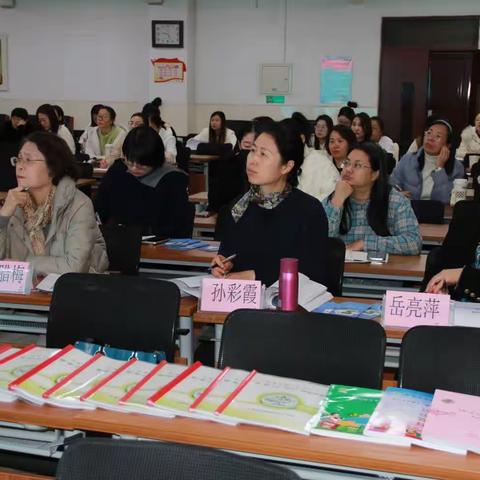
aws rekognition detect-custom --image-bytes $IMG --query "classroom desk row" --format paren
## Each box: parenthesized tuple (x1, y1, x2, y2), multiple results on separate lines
(0, 388, 479, 479)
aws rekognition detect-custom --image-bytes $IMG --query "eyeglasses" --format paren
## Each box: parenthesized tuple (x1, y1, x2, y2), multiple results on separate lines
(124, 159, 149, 169)
(10, 156, 45, 167)
(424, 129, 445, 141)
(340, 159, 372, 170)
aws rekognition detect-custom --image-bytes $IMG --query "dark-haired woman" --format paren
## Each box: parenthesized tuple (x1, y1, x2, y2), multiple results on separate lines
(81, 106, 126, 167)
(351, 112, 372, 144)
(36, 104, 76, 154)
(187, 111, 237, 150)
(391, 120, 464, 204)
(322, 142, 421, 255)
(95, 126, 190, 237)
(337, 106, 355, 128)
(144, 108, 177, 164)
(0, 132, 108, 275)
(371, 116, 394, 155)
(313, 114, 333, 151)
(210, 120, 328, 286)
(326, 125, 357, 172)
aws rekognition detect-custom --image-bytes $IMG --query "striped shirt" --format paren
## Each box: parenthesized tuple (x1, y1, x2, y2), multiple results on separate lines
(322, 188, 422, 255)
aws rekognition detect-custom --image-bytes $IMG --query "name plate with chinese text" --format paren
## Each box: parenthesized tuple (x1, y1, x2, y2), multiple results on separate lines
(201, 278, 263, 312)
(383, 290, 450, 327)
(0, 261, 33, 295)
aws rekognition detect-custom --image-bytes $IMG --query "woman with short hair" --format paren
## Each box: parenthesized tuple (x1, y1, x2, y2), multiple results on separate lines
(0, 132, 108, 275)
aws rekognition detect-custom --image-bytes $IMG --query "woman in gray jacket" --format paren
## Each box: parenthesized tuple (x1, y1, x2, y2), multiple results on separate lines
(0, 132, 108, 276)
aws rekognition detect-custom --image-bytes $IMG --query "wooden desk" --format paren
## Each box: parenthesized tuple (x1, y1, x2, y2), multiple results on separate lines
(193, 214, 217, 238)
(188, 191, 208, 204)
(0, 291, 198, 364)
(189, 155, 220, 192)
(419, 223, 448, 246)
(0, 402, 479, 479)
(93, 167, 107, 178)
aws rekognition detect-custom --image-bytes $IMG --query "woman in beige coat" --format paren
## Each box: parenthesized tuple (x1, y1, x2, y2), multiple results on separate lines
(0, 132, 108, 276)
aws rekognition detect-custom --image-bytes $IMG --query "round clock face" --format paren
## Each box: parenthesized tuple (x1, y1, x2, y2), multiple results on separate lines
(155, 24, 180, 45)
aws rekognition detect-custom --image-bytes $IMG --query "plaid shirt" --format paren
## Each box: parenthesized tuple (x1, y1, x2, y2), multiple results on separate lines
(322, 188, 422, 255)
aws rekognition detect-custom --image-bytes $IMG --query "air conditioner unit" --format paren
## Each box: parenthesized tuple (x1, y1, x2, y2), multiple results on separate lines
(0, 0, 15, 7)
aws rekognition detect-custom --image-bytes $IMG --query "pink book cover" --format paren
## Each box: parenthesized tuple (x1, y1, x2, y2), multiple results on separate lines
(422, 389, 480, 454)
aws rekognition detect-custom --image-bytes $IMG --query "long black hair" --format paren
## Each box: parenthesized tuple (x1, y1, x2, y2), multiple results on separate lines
(338, 142, 391, 237)
(36, 104, 59, 134)
(418, 119, 456, 175)
(209, 111, 227, 144)
(314, 114, 334, 149)
(352, 112, 372, 143)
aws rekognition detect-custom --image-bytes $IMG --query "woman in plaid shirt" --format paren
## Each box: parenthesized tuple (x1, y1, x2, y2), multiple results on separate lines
(322, 142, 422, 255)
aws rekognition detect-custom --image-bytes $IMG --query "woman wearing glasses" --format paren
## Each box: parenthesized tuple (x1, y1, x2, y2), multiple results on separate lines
(0, 132, 108, 275)
(322, 142, 422, 255)
(95, 126, 190, 237)
(391, 119, 464, 204)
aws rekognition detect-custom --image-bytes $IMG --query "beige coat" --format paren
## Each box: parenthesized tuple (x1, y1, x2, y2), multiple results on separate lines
(0, 177, 108, 276)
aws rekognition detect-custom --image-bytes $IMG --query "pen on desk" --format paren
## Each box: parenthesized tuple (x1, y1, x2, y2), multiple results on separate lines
(209, 253, 237, 273)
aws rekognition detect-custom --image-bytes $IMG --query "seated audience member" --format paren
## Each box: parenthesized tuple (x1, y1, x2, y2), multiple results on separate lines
(326, 125, 357, 172)
(78, 104, 102, 152)
(0, 132, 108, 275)
(370, 116, 394, 154)
(143, 105, 177, 164)
(95, 126, 190, 237)
(210, 120, 328, 286)
(426, 266, 480, 300)
(0, 107, 34, 143)
(128, 112, 146, 130)
(81, 105, 127, 167)
(290, 116, 340, 202)
(351, 112, 372, 144)
(322, 142, 422, 255)
(391, 119, 464, 204)
(187, 111, 237, 150)
(456, 112, 480, 162)
(337, 106, 355, 128)
(52, 105, 66, 126)
(36, 104, 75, 155)
(313, 114, 333, 151)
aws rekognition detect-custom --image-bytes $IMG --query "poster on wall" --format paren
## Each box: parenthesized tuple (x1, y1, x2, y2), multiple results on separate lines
(320, 56, 352, 104)
(151, 57, 186, 83)
(0, 34, 8, 91)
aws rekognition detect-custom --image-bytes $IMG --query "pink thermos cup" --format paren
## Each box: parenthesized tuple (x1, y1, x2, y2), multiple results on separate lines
(279, 258, 299, 311)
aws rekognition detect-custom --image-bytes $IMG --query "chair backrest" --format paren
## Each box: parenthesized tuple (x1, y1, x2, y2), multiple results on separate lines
(411, 199, 445, 224)
(219, 309, 386, 389)
(47, 273, 179, 361)
(99, 224, 142, 275)
(324, 237, 345, 296)
(0, 141, 19, 191)
(56, 438, 300, 480)
(472, 161, 480, 201)
(398, 325, 480, 396)
(196, 142, 233, 156)
(225, 119, 251, 140)
(443, 200, 480, 257)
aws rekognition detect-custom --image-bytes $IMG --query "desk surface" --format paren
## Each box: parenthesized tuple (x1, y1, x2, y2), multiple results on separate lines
(0, 402, 478, 480)
(344, 254, 426, 279)
(0, 291, 197, 318)
(194, 214, 217, 230)
(189, 191, 208, 204)
(141, 242, 219, 264)
(419, 223, 448, 243)
(189, 154, 220, 163)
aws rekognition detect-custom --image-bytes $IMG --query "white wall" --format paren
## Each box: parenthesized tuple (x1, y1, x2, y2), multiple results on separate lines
(0, 0, 479, 134)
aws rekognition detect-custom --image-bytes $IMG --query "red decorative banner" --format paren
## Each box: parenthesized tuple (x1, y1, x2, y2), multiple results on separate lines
(151, 57, 186, 83)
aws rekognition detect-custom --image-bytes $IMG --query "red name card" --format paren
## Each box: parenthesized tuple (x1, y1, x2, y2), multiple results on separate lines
(0, 261, 33, 295)
(201, 278, 263, 312)
(383, 290, 451, 327)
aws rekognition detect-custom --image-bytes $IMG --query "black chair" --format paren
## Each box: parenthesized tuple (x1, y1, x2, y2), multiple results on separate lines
(225, 119, 251, 141)
(472, 161, 480, 201)
(325, 237, 345, 296)
(0, 141, 19, 191)
(99, 224, 142, 275)
(196, 143, 233, 156)
(47, 273, 179, 362)
(398, 325, 480, 396)
(56, 438, 300, 480)
(411, 199, 444, 224)
(219, 309, 386, 389)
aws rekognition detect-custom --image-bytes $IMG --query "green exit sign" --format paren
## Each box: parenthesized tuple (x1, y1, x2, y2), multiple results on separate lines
(266, 95, 285, 104)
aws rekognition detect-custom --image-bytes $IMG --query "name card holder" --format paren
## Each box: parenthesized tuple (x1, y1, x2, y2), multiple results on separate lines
(0, 261, 33, 295)
(383, 290, 451, 328)
(201, 278, 263, 313)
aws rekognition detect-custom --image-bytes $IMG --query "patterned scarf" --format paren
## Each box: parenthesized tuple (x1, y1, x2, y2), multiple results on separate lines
(231, 184, 292, 223)
(22, 187, 56, 256)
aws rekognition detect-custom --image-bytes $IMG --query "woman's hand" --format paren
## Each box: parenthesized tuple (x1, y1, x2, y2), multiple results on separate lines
(425, 268, 463, 294)
(436, 146, 450, 169)
(226, 270, 255, 280)
(98, 159, 109, 169)
(0, 187, 29, 217)
(331, 180, 353, 208)
(346, 239, 365, 251)
(211, 254, 234, 278)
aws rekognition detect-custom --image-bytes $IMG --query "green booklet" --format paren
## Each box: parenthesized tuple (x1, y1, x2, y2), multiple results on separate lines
(310, 384, 383, 442)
